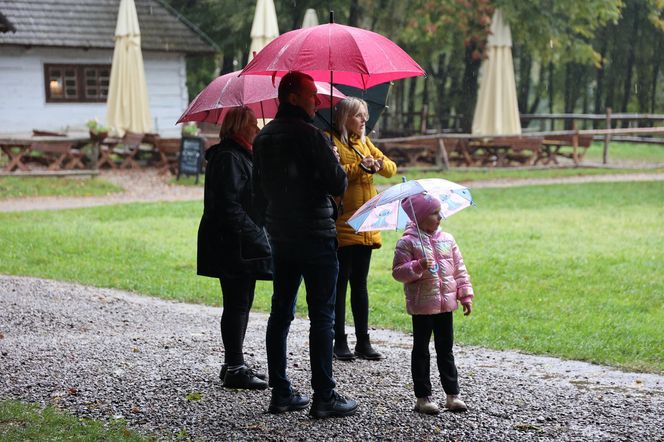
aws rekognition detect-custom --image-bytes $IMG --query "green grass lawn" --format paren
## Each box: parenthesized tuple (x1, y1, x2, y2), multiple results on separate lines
(0, 176, 122, 200)
(0, 400, 149, 441)
(374, 166, 664, 186)
(584, 141, 664, 164)
(176, 166, 664, 189)
(1, 181, 662, 373)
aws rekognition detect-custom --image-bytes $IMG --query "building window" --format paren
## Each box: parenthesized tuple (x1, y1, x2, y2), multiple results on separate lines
(44, 64, 111, 103)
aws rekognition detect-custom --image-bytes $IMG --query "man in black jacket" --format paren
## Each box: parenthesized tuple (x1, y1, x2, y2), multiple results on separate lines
(253, 71, 357, 418)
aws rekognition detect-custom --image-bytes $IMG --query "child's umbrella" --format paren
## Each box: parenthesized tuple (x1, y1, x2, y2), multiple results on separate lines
(346, 177, 475, 268)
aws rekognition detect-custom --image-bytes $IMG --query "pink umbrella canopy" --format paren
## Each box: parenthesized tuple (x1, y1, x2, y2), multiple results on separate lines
(240, 23, 425, 89)
(177, 70, 346, 125)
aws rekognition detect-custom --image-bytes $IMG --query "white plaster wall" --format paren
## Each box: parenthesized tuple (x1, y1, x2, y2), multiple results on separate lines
(0, 46, 189, 136)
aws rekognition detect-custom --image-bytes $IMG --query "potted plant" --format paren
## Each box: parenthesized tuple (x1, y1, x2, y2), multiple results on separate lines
(86, 119, 110, 143)
(181, 122, 200, 137)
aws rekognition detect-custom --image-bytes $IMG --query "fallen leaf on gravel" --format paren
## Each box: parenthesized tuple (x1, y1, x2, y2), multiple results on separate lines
(186, 392, 202, 401)
(513, 422, 543, 432)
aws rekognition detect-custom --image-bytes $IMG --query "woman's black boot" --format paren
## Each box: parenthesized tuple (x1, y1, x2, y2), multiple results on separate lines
(334, 334, 356, 360)
(354, 333, 383, 360)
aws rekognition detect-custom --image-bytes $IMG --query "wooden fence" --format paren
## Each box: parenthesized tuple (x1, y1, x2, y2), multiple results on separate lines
(373, 126, 664, 170)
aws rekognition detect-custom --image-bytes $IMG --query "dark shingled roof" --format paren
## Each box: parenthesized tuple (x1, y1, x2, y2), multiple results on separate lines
(0, 11, 15, 33)
(0, 0, 218, 53)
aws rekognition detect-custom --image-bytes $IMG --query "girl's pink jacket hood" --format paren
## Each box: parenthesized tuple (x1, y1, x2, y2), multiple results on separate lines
(392, 223, 474, 315)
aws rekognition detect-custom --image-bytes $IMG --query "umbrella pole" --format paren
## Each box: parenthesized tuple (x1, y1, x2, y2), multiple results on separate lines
(407, 196, 428, 260)
(329, 70, 334, 133)
(260, 101, 266, 126)
(402, 177, 429, 264)
(328, 11, 335, 134)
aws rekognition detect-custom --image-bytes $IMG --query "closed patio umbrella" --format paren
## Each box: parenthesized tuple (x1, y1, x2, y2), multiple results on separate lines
(249, 0, 279, 62)
(301, 8, 319, 28)
(471, 9, 521, 135)
(106, 0, 152, 136)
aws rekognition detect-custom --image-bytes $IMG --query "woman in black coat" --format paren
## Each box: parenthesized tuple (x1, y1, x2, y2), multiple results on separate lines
(197, 106, 271, 390)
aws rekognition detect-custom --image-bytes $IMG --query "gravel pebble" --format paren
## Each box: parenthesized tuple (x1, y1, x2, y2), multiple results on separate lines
(1, 275, 663, 441)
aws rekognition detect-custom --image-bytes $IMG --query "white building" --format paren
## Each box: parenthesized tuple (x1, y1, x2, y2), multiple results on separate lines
(0, 0, 217, 137)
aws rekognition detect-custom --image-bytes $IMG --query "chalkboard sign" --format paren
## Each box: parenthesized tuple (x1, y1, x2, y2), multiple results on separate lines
(178, 136, 205, 183)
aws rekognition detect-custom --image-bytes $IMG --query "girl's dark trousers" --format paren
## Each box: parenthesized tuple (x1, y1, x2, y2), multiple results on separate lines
(411, 312, 460, 398)
(219, 277, 256, 366)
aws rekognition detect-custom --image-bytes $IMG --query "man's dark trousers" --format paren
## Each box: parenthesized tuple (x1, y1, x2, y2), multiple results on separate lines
(266, 237, 338, 402)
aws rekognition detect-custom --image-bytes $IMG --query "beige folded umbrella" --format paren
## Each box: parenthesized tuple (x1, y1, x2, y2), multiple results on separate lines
(301, 8, 319, 28)
(472, 9, 521, 135)
(106, 0, 152, 136)
(248, 0, 279, 62)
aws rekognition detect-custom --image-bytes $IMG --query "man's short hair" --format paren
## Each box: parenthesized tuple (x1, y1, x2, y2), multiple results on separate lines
(278, 71, 315, 102)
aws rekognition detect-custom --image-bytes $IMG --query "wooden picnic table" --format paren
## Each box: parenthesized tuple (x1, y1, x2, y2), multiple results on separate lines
(537, 134, 593, 165)
(0, 135, 90, 172)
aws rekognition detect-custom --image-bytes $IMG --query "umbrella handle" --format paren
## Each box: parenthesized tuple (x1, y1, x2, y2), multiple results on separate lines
(407, 196, 430, 270)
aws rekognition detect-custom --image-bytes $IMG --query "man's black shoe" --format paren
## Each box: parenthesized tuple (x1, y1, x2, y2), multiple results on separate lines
(223, 367, 268, 390)
(268, 391, 310, 414)
(309, 391, 358, 418)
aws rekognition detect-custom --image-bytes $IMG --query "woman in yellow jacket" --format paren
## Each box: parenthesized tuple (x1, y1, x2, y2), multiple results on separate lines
(330, 97, 397, 361)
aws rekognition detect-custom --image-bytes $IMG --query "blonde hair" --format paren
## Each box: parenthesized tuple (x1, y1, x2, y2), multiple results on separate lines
(219, 106, 256, 139)
(333, 97, 369, 145)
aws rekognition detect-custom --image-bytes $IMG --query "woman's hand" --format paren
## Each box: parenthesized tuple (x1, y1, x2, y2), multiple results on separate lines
(461, 302, 472, 316)
(371, 157, 384, 173)
(360, 155, 375, 170)
(331, 144, 341, 162)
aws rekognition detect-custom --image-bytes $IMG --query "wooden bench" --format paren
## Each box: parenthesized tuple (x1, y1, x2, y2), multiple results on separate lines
(378, 142, 430, 167)
(495, 136, 543, 166)
(101, 131, 145, 169)
(538, 134, 593, 165)
(30, 141, 83, 170)
(154, 137, 181, 175)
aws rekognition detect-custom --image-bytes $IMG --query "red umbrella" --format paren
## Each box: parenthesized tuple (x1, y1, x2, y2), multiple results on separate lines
(177, 70, 346, 125)
(240, 22, 425, 89)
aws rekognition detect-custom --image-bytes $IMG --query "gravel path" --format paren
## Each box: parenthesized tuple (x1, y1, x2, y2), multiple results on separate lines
(1, 170, 663, 212)
(0, 170, 203, 212)
(1, 275, 662, 441)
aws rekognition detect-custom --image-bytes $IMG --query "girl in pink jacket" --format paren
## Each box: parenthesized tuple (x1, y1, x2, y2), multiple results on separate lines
(392, 192, 474, 415)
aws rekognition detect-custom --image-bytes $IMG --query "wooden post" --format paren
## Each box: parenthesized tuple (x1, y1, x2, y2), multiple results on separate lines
(437, 137, 450, 171)
(420, 104, 428, 134)
(572, 129, 579, 164)
(603, 107, 612, 164)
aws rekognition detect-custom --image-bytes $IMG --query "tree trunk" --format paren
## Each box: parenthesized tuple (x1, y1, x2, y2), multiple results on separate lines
(593, 29, 608, 129)
(221, 45, 235, 74)
(348, 0, 362, 27)
(563, 63, 585, 129)
(459, 44, 482, 133)
(516, 45, 532, 115)
(651, 32, 662, 113)
(548, 62, 554, 130)
(527, 61, 544, 115)
(421, 76, 430, 132)
(619, 3, 640, 127)
(406, 76, 417, 130)
(432, 53, 449, 130)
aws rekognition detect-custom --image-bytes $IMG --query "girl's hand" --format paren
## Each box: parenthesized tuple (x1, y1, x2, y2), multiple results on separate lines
(461, 302, 472, 316)
(418, 257, 436, 270)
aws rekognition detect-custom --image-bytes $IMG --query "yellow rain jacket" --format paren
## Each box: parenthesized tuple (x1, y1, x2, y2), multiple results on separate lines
(331, 133, 397, 248)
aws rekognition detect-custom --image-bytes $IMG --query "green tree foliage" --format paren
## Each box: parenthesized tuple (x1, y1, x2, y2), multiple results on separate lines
(165, 0, 664, 133)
